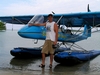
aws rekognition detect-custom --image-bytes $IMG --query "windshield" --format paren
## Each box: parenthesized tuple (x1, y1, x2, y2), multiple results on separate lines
(28, 15, 44, 24)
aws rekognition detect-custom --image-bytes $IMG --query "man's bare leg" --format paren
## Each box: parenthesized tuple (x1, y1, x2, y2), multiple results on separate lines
(39, 53, 45, 68)
(50, 54, 54, 65)
(42, 53, 45, 65)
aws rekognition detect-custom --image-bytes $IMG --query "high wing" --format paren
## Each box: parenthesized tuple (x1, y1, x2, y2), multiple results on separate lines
(0, 15, 33, 24)
(0, 12, 100, 27)
(50, 12, 100, 27)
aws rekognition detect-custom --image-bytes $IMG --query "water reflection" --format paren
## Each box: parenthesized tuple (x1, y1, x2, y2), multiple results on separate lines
(53, 61, 90, 75)
(9, 57, 97, 75)
(10, 57, 41, 70)
(75, 61, 90, 75)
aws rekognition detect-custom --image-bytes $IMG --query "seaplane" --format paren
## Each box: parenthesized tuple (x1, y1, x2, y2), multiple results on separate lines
(0, 4, 100, 65)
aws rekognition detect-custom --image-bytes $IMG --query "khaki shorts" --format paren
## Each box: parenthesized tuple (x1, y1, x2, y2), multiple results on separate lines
(41, 40, 54, 54)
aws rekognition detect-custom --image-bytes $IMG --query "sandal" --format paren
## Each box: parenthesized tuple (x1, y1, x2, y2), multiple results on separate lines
(39, 64, 45, 68)
(49, 64, 52, 68)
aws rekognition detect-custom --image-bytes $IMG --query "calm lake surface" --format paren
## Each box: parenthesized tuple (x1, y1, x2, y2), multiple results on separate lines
(0, 30, 100, 75)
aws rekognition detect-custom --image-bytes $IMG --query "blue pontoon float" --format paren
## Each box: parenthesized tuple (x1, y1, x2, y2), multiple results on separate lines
(10, 47, 68, 58)
(54, 50, 100, 65)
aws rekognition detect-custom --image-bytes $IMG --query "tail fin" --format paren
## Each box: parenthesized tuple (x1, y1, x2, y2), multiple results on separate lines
(83, 25, 91, 37)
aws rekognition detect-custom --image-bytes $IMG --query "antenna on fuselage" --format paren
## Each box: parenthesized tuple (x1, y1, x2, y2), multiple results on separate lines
(52, 11, 55, 14)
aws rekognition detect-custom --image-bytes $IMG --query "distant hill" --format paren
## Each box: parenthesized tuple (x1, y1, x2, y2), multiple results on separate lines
(0, 21, 6, 30)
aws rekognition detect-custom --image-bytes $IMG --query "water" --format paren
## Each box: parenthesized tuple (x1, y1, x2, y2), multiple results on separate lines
(0, 30, 100, 75)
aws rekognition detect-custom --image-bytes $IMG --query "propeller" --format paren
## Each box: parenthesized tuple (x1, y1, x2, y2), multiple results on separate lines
(87, 4, 91, 12)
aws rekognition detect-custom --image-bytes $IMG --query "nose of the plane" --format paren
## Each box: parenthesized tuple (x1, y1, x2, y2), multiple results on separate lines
(18, 25, 43, 39)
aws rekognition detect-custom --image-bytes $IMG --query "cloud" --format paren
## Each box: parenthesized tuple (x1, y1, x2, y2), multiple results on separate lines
(3, 0, 70, 15)
(2, 0, 100, 16)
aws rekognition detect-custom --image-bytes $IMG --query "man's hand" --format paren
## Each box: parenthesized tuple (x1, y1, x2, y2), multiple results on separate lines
(53, 41, 57, 45)
(28, 23, 33, 26)
(52, 43, 59, 49)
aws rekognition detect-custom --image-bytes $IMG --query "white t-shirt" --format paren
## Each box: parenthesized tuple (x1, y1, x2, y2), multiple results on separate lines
(46, 21, 55, 41)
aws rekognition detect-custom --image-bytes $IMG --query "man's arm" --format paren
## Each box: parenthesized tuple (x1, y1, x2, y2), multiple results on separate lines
(54, 23, 58, 45)
(28, 23, 46, 26)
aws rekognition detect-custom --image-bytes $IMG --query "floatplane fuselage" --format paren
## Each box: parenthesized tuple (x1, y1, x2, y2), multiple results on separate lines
(18, 24, 91, 43)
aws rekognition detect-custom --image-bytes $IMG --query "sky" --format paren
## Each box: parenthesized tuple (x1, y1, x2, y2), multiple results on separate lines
(0, 0, 100, 16)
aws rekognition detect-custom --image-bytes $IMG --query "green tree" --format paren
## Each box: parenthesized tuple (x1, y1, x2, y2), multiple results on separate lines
(0, 21, 6, 30)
